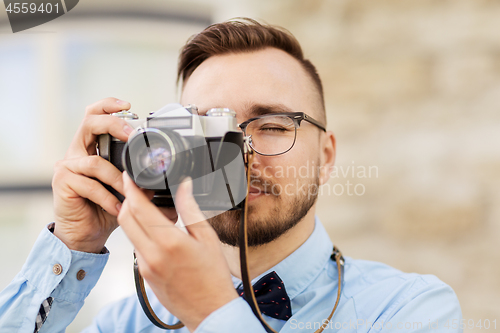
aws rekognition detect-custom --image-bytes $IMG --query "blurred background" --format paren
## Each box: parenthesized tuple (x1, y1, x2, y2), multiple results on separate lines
(0, 0, 498, 331)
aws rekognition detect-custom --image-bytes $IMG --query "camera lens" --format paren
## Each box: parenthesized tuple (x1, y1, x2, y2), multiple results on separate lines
(138, 145, 172, 178)
(123, 128, 191, 189)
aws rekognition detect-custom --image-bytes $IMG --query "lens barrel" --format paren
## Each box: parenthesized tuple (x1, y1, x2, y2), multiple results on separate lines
(122, 128, 192, 190)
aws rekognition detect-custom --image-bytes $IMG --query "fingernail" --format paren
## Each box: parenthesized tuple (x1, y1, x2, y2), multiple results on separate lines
(116, 203, 122, 212)
(116, 99, 128, 105)
(124, 125, 133, 135)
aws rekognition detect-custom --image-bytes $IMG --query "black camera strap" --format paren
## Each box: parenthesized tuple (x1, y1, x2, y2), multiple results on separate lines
(132, 150, 345, 332)
(133, 252, 184, 329)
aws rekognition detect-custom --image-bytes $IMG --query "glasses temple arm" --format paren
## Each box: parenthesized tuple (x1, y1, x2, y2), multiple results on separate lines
(303, 114, 326, 132)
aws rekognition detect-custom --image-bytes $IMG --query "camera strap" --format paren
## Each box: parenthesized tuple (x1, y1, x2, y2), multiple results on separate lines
(133, 252, 184, 329)
(132, 149, 345, 332)
(238, 151, 345, 333)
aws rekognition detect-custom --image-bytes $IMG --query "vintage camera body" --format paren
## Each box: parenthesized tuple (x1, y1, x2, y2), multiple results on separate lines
(98, 103, 247, 210)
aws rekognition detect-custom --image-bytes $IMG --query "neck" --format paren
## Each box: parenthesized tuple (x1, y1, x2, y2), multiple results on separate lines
(222, 207, 316, 281)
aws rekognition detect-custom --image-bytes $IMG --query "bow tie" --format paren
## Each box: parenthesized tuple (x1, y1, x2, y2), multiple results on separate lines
(236, 271, 292, 321)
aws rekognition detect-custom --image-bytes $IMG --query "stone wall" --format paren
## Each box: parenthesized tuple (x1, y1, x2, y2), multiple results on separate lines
(245, 0, 500, 327)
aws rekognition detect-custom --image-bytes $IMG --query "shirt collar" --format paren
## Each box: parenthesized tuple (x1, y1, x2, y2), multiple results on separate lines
(232, 216, 333, 300)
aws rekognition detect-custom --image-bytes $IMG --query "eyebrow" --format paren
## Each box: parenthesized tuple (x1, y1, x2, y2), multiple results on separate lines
(247, 103, 295, 117)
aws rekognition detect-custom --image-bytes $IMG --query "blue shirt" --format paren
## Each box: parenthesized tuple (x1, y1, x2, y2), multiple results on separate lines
(0, 218, 462, 332)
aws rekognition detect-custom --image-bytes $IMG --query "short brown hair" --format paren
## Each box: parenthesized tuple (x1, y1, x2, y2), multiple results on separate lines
(177, 18, 326, 124)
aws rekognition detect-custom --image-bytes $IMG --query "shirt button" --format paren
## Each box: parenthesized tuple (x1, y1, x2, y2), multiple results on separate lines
(76, 269, 86, 281)
(52, 264, 63, 275)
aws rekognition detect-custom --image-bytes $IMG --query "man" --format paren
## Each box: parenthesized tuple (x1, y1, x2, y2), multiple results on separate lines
(0, 18, 461, 332)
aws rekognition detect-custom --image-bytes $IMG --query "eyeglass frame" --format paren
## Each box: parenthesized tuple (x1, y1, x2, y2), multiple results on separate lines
(238, 112, 327, 156)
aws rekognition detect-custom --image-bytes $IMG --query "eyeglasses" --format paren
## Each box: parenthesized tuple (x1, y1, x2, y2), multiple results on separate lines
(238, 112, 326, 156)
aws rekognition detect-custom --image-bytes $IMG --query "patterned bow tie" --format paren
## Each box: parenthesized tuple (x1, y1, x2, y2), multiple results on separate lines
(236, 271, 292, 321)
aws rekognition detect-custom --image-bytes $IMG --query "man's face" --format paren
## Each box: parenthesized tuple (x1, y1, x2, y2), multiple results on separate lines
(180, 48, 327, 246)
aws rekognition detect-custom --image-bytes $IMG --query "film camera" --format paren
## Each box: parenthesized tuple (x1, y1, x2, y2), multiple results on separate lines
(98, 103, 247, 210)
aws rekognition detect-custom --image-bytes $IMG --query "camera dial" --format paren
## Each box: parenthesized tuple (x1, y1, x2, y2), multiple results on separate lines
(112, 110, 139, 120)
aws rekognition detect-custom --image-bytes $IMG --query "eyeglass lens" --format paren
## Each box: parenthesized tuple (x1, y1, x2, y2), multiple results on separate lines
(245, 115, 297, 155)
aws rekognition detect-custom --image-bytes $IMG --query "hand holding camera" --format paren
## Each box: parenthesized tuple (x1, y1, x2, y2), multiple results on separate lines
(51, 98, 246, 255)
(51, 99, 245, 330)
(118, 172, 239, 332)
(51, 97, 133, 253)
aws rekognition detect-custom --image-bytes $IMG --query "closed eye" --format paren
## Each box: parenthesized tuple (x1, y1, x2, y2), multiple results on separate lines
(259, 126, 288, 132)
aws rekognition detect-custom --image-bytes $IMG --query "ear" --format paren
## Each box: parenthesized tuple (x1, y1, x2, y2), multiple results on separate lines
(319, 131, 336, 185)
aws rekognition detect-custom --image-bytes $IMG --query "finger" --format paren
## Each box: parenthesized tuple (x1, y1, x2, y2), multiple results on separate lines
(67, 114, 134, 158)
(174, 177, 217, 240)
(85, 97, 131, 116)
(122, 172, 184, 241)
(82, 114, 133, 144)
(61, 156, 125, 196)
(118, 198, 156, 255)
(60, 171, 122, 215)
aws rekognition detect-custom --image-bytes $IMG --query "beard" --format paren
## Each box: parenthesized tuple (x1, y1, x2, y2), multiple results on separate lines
(206, 170, 320, 247)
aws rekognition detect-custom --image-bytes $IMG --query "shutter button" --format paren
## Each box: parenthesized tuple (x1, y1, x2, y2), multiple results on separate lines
(76, 269, 86, 281)
(52, 264, 63, 275)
